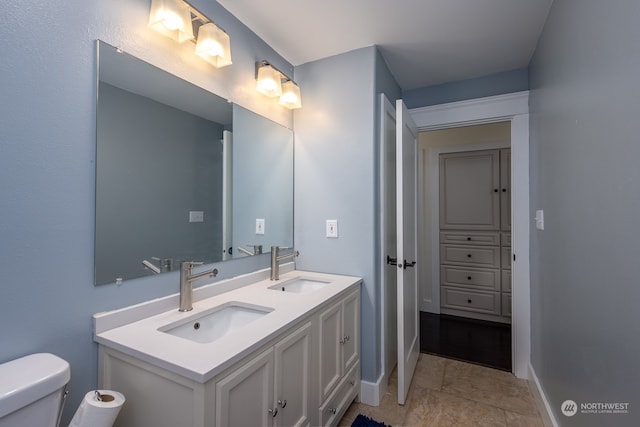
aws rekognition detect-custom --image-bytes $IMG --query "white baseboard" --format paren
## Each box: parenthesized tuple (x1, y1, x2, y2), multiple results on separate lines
(360, 372, 386, 406)
(528, 363, 559, 427)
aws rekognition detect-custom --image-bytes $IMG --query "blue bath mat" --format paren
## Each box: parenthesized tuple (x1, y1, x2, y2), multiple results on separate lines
(351, 414, 392, 427)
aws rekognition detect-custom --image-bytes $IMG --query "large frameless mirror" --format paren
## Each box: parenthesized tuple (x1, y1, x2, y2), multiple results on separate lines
(95, 40, 293, 285)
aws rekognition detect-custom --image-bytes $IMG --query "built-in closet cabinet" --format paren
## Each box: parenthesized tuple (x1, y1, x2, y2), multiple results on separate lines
(439, 148, 511, 322)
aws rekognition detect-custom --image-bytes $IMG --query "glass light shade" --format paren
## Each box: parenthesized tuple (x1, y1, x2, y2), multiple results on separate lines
(256, 64, 282, 97)
(195, 23, 232, 68)
(279, 80, 302, 109)
(148, 0, 194, 43)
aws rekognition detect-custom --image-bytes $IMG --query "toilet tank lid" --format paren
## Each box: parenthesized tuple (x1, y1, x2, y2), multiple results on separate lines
(0, 353, 70, 418)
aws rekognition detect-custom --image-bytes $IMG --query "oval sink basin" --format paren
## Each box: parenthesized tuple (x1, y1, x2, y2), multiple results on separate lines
(268, 277, 331, 294)
(159, 303, 273, 344)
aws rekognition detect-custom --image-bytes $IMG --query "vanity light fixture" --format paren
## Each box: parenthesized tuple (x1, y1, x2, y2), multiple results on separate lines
(279, 79, 302, 109)
(256, 62, 282, 97)
(148, 0, 194, 43)
(149, 0, 232, 68)
(256, 61, 302, 109)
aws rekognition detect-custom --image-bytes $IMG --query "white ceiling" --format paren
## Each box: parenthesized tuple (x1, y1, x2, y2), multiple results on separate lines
(217, 0, 553, 90)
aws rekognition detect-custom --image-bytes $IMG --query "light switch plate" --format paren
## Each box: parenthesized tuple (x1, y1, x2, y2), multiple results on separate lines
(256, 218, 265, 234)
(326, 220, 338, 238)
(189, 211, 204, 223)
(535, 210, 544, 230)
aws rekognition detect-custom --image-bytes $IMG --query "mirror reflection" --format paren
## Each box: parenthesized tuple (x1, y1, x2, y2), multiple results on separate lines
(95, 40, 293, 285)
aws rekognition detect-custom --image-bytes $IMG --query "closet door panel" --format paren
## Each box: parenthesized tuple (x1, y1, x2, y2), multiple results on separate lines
(439, 150, 500, 230)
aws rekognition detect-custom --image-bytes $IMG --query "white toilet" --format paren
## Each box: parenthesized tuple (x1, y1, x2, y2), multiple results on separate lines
(0, 353, 70, 427)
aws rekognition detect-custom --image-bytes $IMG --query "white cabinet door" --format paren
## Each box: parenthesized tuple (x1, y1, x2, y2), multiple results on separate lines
(215, 348, 275, 427)
(318, 302, 342, 402)
(500, 148, 511, 231)
(439, 150, 500, 230)
(274, 322, 312, 427)
(318, 291, 360, 404)
(342, 291, 360, 371)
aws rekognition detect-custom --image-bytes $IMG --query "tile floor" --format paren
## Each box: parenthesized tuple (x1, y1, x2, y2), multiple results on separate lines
(339, 354, 544, 427)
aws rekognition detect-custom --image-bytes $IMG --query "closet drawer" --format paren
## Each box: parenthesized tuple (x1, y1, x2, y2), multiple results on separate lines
(440, 266, 500, 291)
(440, 244, 500, 269)
(501, 232, 511, 247)
(501, 270, 512, 292)
(441, 287, 500, 315)
(502, 293, 512, 317)
(440, 231, 499, 246)
(501, 247, 511, 270)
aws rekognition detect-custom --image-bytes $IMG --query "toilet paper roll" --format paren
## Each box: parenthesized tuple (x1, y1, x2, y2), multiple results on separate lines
(68, 390, 125, 427)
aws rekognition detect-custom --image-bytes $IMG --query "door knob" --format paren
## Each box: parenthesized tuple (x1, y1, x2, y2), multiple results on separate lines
(268, 408, 278, 417)
(403, 260, 416, 269)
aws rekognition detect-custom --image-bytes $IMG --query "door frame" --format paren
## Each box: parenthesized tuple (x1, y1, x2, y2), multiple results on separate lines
(410, 91, 530, 378)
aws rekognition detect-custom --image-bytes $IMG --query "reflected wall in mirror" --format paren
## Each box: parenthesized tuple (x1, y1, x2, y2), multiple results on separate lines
(95, 40, 293, 285)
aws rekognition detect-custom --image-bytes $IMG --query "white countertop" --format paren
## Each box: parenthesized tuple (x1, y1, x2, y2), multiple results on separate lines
(94, 269, 361, 383)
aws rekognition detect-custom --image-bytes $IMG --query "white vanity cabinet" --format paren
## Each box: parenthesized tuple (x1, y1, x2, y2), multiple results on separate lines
(215, 322, 311, 426)
(318, 290, 360, 426)
(96, 272, 361, 427)
(215, 322, 312, 427)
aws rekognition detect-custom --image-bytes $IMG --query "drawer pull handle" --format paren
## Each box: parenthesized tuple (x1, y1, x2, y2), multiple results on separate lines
(467, 237, 471, 241)
(329, 408, 337, 415)
(502, 188, 507, 192)
(494, 189, 499, 193)
(340, 335, 351, 344)
(467, 299, 472, 304)
(268, 408, 278, 417)
(467, 254, 472, 258)
(467, 276, 472, 280)
(278, 399, 287, 408)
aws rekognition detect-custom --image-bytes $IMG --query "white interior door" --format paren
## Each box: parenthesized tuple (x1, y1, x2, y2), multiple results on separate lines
(221, 130, 233, 260)
(396, 99, 419, 405)
(379, 94, 398, 386)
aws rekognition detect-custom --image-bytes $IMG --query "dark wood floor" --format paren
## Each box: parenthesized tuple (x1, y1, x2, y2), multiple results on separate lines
(420, 312, 512, 371)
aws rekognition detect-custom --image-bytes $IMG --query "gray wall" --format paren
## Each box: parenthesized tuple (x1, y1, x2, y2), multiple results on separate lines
(403, 68, 529, 108)
(96, 83, 224, 284)
(529, 0, 640, 425)
(0, 0, 291, 424)
(294, 46, 401, 384)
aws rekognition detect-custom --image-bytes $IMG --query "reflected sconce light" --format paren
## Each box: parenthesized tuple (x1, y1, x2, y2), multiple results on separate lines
(256, 61, 302, 109)
(149, 0, 232, 68)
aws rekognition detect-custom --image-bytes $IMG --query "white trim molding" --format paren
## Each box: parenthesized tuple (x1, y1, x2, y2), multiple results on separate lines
(409, 91, 531, 379)
(528, 363, 559, 427)
(360, 373, 385, 406)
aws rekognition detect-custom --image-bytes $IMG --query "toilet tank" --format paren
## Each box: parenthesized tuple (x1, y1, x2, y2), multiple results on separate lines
(0, 353, 70, 427)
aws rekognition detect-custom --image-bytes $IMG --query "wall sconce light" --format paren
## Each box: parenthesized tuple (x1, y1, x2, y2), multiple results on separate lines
(149, 0, 232, 68)
(256, 61, 302, 109)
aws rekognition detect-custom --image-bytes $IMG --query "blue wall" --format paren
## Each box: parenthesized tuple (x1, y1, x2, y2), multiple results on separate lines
(293, 46, 401, 384)
(529, 0, 640, 425)
(0, 0, 292, 423)
(403, 68, 529, 109)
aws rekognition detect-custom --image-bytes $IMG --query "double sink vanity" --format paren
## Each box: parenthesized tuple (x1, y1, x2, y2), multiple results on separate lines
(94, 265, 361, 426)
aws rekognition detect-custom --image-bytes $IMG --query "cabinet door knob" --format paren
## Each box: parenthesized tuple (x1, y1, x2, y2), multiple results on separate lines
(467, 237, 471, 241)
(467, 276, 472, 280)
(467, 299, 472, 304)
(329, 408, 337, 415)
(502, 188, 507, 192)
(278, 399, 287, 408)
(268, 408, 278, 417)
(467, 254, 472, 258)
(494, 189, 499, 193)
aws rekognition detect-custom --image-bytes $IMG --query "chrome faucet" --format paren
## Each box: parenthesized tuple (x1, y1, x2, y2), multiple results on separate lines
(270, 246, 299, 280)
(237, 244, 263, 256)
(179, 261, 218, 312)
